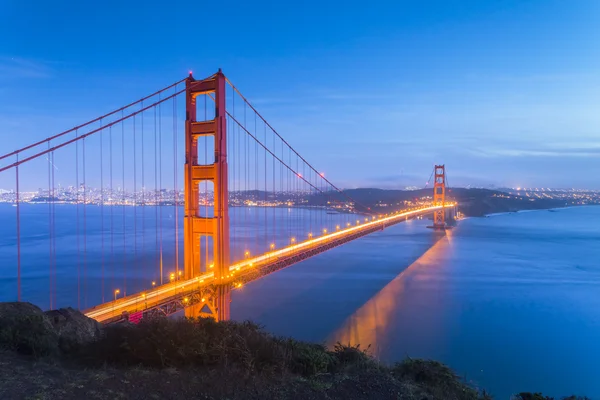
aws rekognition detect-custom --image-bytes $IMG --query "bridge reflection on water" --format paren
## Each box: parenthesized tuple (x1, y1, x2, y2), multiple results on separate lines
(327, 230, 454, 357)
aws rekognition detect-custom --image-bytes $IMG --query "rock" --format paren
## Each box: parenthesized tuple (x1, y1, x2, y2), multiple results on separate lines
(44, 307, 102, 353)
(0, 302, 59, 356)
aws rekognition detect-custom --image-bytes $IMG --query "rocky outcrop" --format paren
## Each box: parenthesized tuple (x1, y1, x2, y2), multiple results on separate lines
(0, 302, 59, 356)
(45, 307, 102, 353)
(0, 302, 103, 356)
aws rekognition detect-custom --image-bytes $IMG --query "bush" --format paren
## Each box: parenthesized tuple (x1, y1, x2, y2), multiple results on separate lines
(79, 318, 393, 378)
(277, 338, 335, 375)
(392, 358, 484, 400)
(82, 317, 364, 378)
(80, 316, 289, 374)
(0, 302, 58, 357)
(330, 342, 376, 372)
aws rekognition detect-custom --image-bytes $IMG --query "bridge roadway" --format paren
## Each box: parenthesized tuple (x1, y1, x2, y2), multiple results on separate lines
(85, 204, 454, 323)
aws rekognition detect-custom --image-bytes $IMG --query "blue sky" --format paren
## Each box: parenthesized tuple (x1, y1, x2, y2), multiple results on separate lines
(1, 0, 599, 189)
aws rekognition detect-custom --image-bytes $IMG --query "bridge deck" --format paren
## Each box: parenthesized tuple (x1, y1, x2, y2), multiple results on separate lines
(84, 204, 453, 323)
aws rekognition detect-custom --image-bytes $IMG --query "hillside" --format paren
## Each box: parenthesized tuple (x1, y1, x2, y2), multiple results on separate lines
(0, 302, 588, 400)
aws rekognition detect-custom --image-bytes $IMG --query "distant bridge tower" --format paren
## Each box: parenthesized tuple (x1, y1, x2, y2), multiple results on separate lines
(433, 165, 446, 230)
(184, 70, 231, 321)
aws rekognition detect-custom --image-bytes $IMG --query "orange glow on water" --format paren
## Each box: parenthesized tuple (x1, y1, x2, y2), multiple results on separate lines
(327, 231, 452, 355)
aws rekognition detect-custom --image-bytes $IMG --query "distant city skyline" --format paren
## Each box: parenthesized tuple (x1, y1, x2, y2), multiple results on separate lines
(1, 1, 599, 189)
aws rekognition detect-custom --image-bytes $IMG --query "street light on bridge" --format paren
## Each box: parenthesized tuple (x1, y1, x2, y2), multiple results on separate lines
(114, 289, 120, 301)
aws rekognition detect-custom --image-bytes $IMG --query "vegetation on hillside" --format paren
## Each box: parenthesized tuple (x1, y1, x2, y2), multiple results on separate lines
(0, 303, 589, 399)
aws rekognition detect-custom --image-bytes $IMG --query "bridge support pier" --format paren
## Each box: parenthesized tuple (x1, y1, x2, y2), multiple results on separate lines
(184, 70, 231, 322)
(215, 285, 231, 321)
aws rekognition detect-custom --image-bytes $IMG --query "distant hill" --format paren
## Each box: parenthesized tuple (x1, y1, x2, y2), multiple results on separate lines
(335, 187, 566, 217)
(232, 187, 569, 217)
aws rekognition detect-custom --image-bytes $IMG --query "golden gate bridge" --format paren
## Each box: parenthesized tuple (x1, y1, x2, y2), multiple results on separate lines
(0, 70, 455, 324)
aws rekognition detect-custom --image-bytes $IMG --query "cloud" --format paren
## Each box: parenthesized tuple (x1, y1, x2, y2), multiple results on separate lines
(0, 56, 53, 80)
(469, 142, 600, 158)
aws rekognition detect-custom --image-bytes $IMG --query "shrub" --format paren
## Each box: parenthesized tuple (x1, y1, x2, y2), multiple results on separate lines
(79, 316, 289, 374)
(392, 358, 482, 400)
(277, 338, 335, 375)
(0, 302, 58, 357)
(330, 342, 376, 372)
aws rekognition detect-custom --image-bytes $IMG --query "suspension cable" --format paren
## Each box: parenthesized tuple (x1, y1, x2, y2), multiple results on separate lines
(0, 78, 187, 162)
(224, 78, 369, 211)
(0, 88, 186, 173)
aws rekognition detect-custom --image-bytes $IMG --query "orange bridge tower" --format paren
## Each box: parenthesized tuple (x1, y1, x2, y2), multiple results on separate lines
(184, 70, 231, 321)
(433, 164, 446, 230)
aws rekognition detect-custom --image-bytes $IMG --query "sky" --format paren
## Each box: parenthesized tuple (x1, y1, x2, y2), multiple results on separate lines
(1, 0, 599, 189)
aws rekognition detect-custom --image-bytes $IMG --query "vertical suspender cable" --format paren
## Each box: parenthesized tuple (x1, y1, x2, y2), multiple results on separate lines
(83, 137, 87, 308)
(133, 114, 138, 285)
(154, 104, 159, 283)
(47, 143, 52, 309)
(173, 87, 179, 277)
(141, 101, 145, 282)
(51, 150, 56, 307)
(288, 147, 291, 243)
(75, 130, 80, 309)
(296, 155, 299, 241)
(231, 88, 235, 262)
(272, 129, 275, 246)
(264, 122, 267, 249)
(109, 126, 114, 297)
(243, 101, 247, 257)
(122, 111, 127, 296)
(280, 140, 283, 240)
(100, 121, 105, 303)
(15, 153, 21, 301)
(158, 94, 163, 284)
(254, 113, 258, 253)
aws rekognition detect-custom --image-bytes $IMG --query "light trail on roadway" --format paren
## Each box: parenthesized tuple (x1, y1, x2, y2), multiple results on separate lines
(85, 204, 454, 323)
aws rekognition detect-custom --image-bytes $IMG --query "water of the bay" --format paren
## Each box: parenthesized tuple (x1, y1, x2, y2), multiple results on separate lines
(1, 204, 599, 398)
(233, 206, 600, 399)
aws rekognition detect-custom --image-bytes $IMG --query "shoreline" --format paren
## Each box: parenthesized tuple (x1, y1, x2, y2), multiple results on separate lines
(480, 204, 597, 218)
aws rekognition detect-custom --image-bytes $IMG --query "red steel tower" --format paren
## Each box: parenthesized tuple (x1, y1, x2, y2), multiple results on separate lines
(184, 71, 231, 321)
(433, 164, 446, 229)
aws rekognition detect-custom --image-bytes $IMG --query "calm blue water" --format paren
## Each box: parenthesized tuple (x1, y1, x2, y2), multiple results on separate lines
(1, 204, 599, 398)
(233, 206, 600, 399)
(0, 204, 358, 308)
